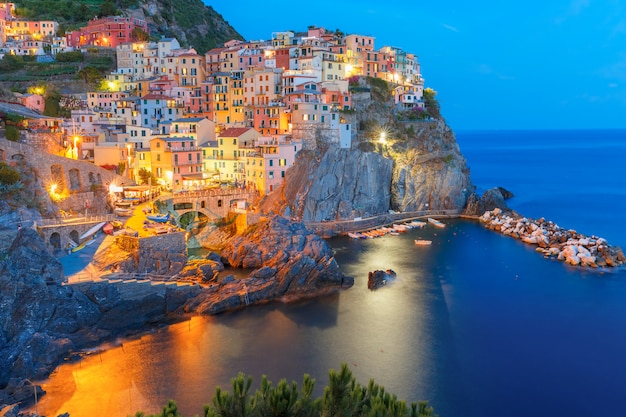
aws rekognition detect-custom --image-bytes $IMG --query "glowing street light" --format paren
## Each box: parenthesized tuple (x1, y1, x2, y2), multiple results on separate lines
(378, 131, 386, 144)
(72, 136, 80, 159)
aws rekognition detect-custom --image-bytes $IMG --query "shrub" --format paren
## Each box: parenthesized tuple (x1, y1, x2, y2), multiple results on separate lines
(5, 125, 20, 141)
(0, 162, 20, 185)
(55, 51, 84, 63)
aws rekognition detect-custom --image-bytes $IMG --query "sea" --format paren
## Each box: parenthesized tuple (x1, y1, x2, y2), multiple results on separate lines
(33, 130, 626, 417)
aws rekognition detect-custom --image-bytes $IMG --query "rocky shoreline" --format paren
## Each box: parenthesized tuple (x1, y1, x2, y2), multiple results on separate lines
(0, 216, 352, 416)
(479, 208, 625, 268)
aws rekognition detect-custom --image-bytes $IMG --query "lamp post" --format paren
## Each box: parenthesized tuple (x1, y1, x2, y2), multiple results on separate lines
(126, 144, 132, 180)
(73, 135, 79, 159)
(23, 379, 39, 416)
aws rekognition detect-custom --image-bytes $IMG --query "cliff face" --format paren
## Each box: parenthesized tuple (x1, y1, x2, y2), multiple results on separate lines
(391, 120, 473, 211)
(128, 0, 243, 53)
(263, 87, 473, 222)
(279, 149, 393, 222)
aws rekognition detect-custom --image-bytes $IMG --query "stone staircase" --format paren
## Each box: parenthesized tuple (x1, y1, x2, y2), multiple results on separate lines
(69, 276, 199, 302)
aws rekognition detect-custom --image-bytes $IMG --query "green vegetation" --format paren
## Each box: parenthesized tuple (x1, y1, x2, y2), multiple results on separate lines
(0, 163, 21, 186)
(138, 168, 157, 186)
(129, 364, 437, 417)
(5, 125, 21, 141)
(366, 76, 392, 102)
(423, 88, 441, 120)
(55, 51, 84, 63)
(13, 0, 243, 54)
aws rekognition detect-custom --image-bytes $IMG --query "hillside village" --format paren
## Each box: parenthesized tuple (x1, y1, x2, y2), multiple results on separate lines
(0, 1, 429, 197)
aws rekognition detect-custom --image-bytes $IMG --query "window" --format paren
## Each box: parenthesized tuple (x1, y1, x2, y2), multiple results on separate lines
(233, 138, 237, 145)
(281, 171, 285, 178)
(156, 154, 161, 161)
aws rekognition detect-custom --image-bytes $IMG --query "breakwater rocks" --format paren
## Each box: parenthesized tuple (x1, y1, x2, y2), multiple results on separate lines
(479, 208, 625, 268)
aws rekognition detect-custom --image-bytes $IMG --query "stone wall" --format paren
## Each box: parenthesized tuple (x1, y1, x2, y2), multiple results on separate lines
(119, 232, 188, 276)
(0, 138, 133, 195)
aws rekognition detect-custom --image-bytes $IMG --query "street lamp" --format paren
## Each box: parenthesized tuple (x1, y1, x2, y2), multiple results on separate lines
(23, 379, 39, 416)
(73, 135, 80, 159)
(126, 144, 132, 180)
(378, 131, 386, 144)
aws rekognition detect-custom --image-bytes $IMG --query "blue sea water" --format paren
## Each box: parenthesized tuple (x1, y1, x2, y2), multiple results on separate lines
(35, 130, 626, 417)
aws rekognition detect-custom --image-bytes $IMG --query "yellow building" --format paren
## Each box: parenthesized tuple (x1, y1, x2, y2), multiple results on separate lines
(215, 127, 258, 184)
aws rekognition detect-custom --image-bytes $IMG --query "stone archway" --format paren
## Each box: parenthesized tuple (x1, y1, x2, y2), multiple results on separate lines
(68, 168, 81, 191)
(49, 232, 61, 251)
(69, 230, 80, 245)
(50, 164, 65, 191)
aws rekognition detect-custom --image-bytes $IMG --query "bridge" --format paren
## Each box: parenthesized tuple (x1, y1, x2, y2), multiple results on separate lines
(36, 214, 117, 254)
(157, 188, 259, 223)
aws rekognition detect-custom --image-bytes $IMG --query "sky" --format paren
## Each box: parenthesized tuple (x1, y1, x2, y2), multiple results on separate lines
(203, 0, 626, 131)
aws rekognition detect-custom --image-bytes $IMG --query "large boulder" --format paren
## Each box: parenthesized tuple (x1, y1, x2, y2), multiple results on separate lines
(186, 216, 353, 314)
(464, 187, 512, 216)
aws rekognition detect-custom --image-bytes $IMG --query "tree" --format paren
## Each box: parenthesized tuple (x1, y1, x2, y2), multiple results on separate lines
(43, 88, 62, 117)
(0, 162, 20, 185)
(98, 0, 117, 17)
(138, 168, 157, 185)
(132, 27, 150, 42)
(5, 125, 20, 142)
(0, 55, 25, 71)
(423, 87, 441, 119)
(77, 66, 103, 84)
(137, 366, 437, 417)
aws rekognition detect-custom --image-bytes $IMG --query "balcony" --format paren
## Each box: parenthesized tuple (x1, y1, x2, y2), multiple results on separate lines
(165, 146, 201, 152)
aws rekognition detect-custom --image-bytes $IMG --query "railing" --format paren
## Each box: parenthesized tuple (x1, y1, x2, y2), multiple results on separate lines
(304, 209, 462, 235)
(38, 214, 117, 228)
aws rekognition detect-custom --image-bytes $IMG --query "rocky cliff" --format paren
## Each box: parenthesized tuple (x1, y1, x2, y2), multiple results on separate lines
(184, 216, 353, 314)
(0, 229, 196, 409)
(127, 0, 243, 53)
(262, 80, 474, 223)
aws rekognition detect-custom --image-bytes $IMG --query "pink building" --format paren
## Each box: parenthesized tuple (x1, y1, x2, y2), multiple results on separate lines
(66, 16, 148, 49)
(17, 93, 44, 113)
(252, 104, 290, 136)
(0, 3, 15, 21)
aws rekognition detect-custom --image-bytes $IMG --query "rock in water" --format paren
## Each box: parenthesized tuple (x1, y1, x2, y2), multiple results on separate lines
(368, 269, 397, 290)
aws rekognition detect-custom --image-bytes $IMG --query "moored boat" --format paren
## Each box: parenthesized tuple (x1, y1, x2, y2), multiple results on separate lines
(146, 213, 171, 223)
(414, 239, 433, 246)
(427, 218, 445, 228)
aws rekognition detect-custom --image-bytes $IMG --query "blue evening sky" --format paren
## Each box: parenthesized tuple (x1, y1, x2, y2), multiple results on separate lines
(203, 1, 626, 131)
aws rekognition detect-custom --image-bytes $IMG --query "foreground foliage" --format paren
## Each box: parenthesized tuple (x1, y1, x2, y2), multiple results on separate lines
(130, 364, 437, 417)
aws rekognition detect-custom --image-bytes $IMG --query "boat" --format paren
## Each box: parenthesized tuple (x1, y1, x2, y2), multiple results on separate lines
(146, 213, 171, 223)
(392, 224, 409, 232)
(409, 220, 427, 228)
(414, 239, 433, 246)
(427, 218, 446, 228)
(71, 241, 87, 252)
(114, 207, 133, 217)
(348, 232, 364, 239)
(79, 221, 106, 241)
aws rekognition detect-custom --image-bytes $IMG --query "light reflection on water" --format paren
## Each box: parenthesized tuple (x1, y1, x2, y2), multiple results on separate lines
(34, 224, 457, 417)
